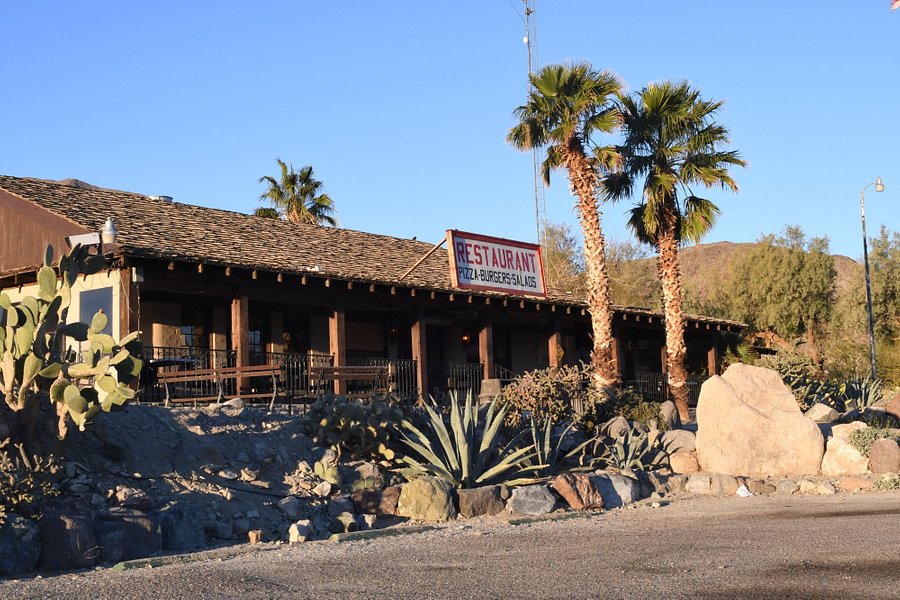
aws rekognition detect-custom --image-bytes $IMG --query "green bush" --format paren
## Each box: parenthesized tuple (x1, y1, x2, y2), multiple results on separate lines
(302, 395, 403, 461)
(847, 427, 898, 457)
(499, 364, 602, 427)
(0, 438, 58, 525)
(874, 474, 900, 491)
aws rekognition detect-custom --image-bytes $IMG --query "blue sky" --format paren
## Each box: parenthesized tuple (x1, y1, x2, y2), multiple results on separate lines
(1, 2, 897, 260)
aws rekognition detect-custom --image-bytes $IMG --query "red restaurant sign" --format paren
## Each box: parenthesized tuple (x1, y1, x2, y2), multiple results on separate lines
(446, 229, 546, 298)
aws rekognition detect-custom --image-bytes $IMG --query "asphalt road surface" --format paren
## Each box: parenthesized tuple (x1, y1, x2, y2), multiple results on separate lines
(4, 492, 899, 599)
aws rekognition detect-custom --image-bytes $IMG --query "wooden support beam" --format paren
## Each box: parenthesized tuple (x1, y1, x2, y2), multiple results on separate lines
(167, 261, 176, 271)
(119, 268, 139, 340)
(611, 335, 624, 379)
(519, 300, 525, 309)
(467, 295, 473, 304)
(410, 289, 416, 297)
(225, 266, 232, 277)
(411, 306, 428, 403)
(329, 295, 347, 395)
(197, 263, 204, 273)
(708, 340, 720, 376)
(251, 270, 258, 280)
(277, 273, 283, 283)
(479, 320, 494, 380)
(551, 304, 556, 313)
(347, 281, 354, 290)
(566, 306, 571, 315)
(449, 293, 455, 302)
(369, 283, 376, 292)
(390, 286, 397, 295)
(502, 299, 508, 307)
(548, 318, 561, 369)
(430, 291, 436, 300)
(231, 294, 250, 391)
(485, 297, 491, 305)
(325, 278, 331, 288)
(301, 275, 308, 285)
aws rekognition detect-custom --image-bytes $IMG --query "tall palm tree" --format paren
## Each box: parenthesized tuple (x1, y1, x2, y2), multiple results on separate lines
(508, 62, 623, 391)
(258, 158, 337, 226)
(605, 81, 746, 421)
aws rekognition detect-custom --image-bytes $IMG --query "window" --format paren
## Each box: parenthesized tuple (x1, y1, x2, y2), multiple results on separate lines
(79, 288, 113, 335)
(181, 310, 208, 349)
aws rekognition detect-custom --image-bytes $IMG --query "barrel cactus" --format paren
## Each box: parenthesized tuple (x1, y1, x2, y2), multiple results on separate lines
(0, 244, 142, 440)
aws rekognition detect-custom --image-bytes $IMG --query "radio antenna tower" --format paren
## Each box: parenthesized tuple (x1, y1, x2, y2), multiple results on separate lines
(522, 0, 544, 244)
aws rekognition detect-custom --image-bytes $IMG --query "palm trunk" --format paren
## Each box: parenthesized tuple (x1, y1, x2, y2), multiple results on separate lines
(561, 138, 618, 392)
(657, 208, 690, 421)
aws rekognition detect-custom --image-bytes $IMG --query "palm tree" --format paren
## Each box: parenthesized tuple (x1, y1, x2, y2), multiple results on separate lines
(258, 158, 337, 226)
(508, 62, 623, 391)
(605, 81, 746, 421)
(253, 207, 280, 219)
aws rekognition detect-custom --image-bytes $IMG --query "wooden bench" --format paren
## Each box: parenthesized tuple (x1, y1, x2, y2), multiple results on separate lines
(158, 364, 288, 411)
(309, 365, 389, 400)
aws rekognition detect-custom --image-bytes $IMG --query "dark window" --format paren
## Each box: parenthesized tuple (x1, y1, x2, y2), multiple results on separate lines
(181, 310, 208, 349)
(80, 288, 113, 335)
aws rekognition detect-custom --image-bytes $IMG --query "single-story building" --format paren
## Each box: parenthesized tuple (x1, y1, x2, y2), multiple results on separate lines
(0, 175, 745, 403)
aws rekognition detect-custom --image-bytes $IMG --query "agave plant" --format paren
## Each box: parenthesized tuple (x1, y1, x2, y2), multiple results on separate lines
(838, 377, 883, 412)
(601, 426, 668, 472)
(397, 391, 538, 488)
(525, 418, 603, 479)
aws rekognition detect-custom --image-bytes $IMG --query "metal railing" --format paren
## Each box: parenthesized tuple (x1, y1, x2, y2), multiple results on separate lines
(139, 346, 236, 402)
(430, 361, 484, 397)
(265, 351, 334, 399)
(347, 354, 419, 401)
(493, 364, 516, 383)
(621, 371, 708, 407)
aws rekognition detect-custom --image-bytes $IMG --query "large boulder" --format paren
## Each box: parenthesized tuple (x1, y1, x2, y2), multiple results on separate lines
(669, 451, 700, 474)
(550, 474, 604, 511)
(867, 438, 900, 474)
(592, 473, 640, 508)
(457, 486, 506, 518)
(695, 364, 824, 477)
(37, 510, 97, 571)
(821, 437, 869, 476)
(805, 403, 840, 424)
(659, 429, 696, 454)
(831, 422, 868, 440)
(507, 485, 557, 515)
(397, 477, 457, 521)
(350, 485, 401, 516)
(93, 508, 162, 564)
(0, 514, 41, 576)
(157, 501, 206, 552)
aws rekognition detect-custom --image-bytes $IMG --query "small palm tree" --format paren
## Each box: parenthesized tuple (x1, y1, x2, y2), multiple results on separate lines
(605, 81, 746, 421)
(258, 158, 337, 226)
(253, 207, 280, 219)
(507, 62, 623, 392)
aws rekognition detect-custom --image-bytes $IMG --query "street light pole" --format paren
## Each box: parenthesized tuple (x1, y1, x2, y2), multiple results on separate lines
(860, 177, 884, 381)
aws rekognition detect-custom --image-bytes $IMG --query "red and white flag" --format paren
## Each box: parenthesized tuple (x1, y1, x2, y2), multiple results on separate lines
(893, 0, 900, 11)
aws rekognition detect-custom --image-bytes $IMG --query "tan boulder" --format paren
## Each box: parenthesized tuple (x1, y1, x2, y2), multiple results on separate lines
(821, 437, 869, 476)
(868, 438, 900, 474)
(669, 451, 700, 474)
(695, 364, 824, 478)
(831, 421, 868, 440)
(837, 476, 874, 492)
(883, 393, 900, 420)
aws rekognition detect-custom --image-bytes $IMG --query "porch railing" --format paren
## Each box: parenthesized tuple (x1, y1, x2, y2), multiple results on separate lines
(139, 346, 236, 403)
(347, 354, 419, 401)
(621, 371, 707, 407)
(265, 351, 334, 399)
(429, 361, 484, 397)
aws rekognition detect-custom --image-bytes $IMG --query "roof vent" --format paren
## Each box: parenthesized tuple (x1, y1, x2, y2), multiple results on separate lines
(148, 195, 174, 202)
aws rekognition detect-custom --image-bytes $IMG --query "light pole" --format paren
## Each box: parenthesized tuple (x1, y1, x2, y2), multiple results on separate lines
(860, 177, 884, 381)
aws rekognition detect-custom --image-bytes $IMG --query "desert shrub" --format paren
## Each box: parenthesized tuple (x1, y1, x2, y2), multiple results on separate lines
(0, 438, 59, 525)
(874, 474, 900, 491)
(302, 395, 403, 461)
(397, 392, 537, 488)
(619, 400, 668, 433)
(847, 427, 898, 457)
(499, 364, 602, 427)
(760, 353, 885, 412)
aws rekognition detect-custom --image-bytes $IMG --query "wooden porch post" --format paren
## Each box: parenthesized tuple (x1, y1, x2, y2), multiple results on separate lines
(548, 318, 561, 369)
(478, 319, 494, 379)
(707, 338, 720, 376)
(411, 306, 428, 403)
(231, 294, 249, 391)
(118, 268, 139, 339)
(329, 295, 347, 395)
(611, 336, 623, 379)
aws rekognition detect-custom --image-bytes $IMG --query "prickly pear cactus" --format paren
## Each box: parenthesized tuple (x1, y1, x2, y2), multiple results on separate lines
(302, 395, 403, 462)
(0, 244, 143, 440)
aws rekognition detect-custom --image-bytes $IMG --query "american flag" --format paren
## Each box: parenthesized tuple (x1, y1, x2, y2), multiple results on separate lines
(893, 0, 900, 10)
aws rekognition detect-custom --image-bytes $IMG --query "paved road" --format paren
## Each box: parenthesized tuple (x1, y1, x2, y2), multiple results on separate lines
(4, 492, 899, 599)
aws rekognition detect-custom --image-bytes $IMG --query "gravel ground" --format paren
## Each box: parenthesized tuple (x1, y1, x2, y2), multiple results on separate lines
(3, 491, 899, 599)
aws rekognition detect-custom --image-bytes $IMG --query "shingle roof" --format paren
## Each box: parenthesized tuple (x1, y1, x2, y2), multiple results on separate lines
(0, 175, 745, 328)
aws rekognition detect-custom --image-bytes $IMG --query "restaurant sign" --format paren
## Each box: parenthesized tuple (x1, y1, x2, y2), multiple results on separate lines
(446, 229, 546, 297)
